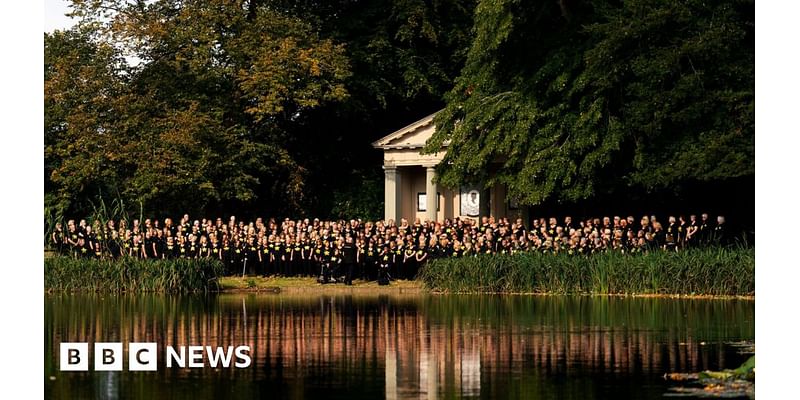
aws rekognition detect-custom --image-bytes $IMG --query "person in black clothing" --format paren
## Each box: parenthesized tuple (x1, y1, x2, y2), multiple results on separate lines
(636, 216, 648, 236)
(258, 236, 269, 276)
(392, 240, 404, 279)
(377, 244, 391, 285)
(119, 231, 131, 257)
(51, 223, 65, 255)
(107, 230, 121, 259)
(665, 232, 678, 252)
(186, 234, 199, 259)
(678, 215, 688, 248)
(652, 222, 666, 250)
(547, 217, 558, 238)
(291, 238, 303, 277)
(78, 219, 88, 237)
(666, 216, 680, 247)
(231, 238, 244, 275)
(403, 241, 417, 280)
(415, 240, 429, 267)
(198, 235, 211, 259)
(619, 219, 631, 245)
(144, 231, 158, 259)
(133, 235, 146, 258)
(438, 235, 453, 258)
(176, 235, 187, 259)
(179, 214, 190, 237)
(163, 236, 175, 259)
(563, 216, 575, 235)
(84, 226, 98, 256)
(210, 234, 221, 261)
(300, 238, 313, 277)
(276, 239, 288, 276)
(713, 215, 728, 246)
(356, 238, 367, 280)
(265, 235, 276, 276)
(155, 229, 166, 259)
(66, 220, 80, 250)
(366, 239, 378, 281)
(221, 238, 234, 275)
(500, 238, 514, 255)
(686, 215, 700, 248)
(452, 241, 465, 257)
(330, 242, 343, 282)
(386, 240, 398, 279)
(93, 241, 104, 259)
(699, 213, 711, 244)
(342, 237, 356, 285)
(77, 237, 91, 258)
(315, 240, 326, 282)
(602, 216, 612, 232)
(318, 241, 334, 283)
(244, 236, 259, 275)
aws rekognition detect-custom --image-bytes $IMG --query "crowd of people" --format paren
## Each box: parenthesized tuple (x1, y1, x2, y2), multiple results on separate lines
(49, 213, 733, 284)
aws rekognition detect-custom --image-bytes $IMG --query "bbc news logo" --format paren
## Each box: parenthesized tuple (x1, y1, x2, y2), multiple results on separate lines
(60, 343, 251, 371)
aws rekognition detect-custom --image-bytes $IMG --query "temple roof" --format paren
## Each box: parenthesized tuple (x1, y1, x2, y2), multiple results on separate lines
(372, 111, 444, 150)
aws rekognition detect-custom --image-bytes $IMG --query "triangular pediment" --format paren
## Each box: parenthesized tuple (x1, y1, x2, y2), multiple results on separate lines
(372, 111, 442, 150)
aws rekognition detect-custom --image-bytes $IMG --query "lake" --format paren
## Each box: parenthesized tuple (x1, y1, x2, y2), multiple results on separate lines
(45, 293, 754, 399)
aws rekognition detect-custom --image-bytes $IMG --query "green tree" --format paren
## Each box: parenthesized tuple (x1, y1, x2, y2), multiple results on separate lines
(425, 0, 754, 205)
(259, 0, 476, 216)
(45, 28, 129, 215)
(264, 0, 475, 107)
(47, 0, 351, 217)
(47, 0, 477, 219)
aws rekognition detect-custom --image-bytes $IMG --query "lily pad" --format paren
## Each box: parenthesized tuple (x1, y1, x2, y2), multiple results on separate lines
(666, 356, 755, 398)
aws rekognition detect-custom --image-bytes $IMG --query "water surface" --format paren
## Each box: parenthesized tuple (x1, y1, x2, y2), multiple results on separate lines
(45, 293, 755, 399)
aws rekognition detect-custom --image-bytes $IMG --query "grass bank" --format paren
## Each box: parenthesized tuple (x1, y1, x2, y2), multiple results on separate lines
(218, 276, 423, 294)
(45, 256, 223, 292)
(417, 248, 754, 296)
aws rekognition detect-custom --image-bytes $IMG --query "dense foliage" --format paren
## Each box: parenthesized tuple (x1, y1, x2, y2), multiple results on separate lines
(46, 0, 754, 219)
(45, 0, 475, 219)
(45, 256, 224, 292)
(418, 248, 755, 296)
(425, 0, 754, 205)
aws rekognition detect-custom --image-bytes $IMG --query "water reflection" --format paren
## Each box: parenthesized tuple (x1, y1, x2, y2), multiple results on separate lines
(45, 294, 754, 399)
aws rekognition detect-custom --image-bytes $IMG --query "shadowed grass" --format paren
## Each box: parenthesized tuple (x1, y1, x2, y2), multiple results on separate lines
(45, 256, 223, 292)
(418, 248, 754, 296)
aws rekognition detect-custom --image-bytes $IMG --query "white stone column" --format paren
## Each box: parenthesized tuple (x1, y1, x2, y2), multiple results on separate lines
(425, 166, 437, 222)
(384, 165, 401, 223)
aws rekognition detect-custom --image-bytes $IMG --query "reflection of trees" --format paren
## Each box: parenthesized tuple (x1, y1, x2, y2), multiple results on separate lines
(46, 294, 754, 398)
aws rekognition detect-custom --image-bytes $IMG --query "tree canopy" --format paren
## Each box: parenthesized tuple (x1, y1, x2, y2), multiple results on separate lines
(425, 0, 754, 206)
(46, 0, 754, 220)
(45, 0, 475, 219)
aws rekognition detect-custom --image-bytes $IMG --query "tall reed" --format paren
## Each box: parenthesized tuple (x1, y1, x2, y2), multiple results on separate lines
(44, 193, 141, 249)
(417, 247, 755, 296)
(45, 256, 223, 292)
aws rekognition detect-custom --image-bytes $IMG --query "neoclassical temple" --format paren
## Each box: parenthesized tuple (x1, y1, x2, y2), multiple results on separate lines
(373, 112, 524, 223)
